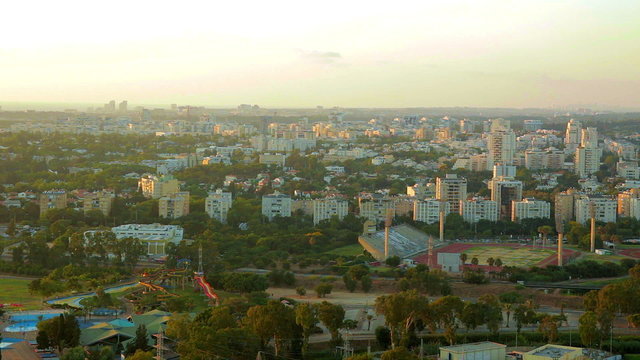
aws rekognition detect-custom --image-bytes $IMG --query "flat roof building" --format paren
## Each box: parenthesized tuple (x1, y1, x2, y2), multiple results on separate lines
(439, 342, 506, 360)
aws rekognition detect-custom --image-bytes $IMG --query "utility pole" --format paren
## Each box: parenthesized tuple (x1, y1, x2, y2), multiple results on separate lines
(155, 329, 164, 360)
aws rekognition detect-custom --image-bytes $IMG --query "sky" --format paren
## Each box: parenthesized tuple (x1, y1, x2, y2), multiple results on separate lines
(1, 1, 639, 109)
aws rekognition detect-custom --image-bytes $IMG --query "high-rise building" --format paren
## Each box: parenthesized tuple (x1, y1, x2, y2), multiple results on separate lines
(435, 174, 468, 214)
(487, 126, 516, 166)
(158, 192, 190, 219)
(205, 190, 233, 224)
(118, 100, 128, 113)
(575, 127, 602, 178)
(490, 178, 523, 220)
(39, 190, 67, 217)
(565, 119, 582, 150)
(138, 174, 180, 199)
(413, 198, 448, 224)
(460, 198, 498, 223)
(555, 188, 578, 225)
(313, 196, 349, 224)
(83, 190, 115, 216)
(574, 194, 616, 224)
(262, 191, 292, 220)
(617, 189, 640, 218)
(511, 198, 551, 222)
(358, 193, 395, 223)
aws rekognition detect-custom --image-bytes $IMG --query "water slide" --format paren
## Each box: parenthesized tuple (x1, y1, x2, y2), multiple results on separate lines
(193, 275, 219, 302)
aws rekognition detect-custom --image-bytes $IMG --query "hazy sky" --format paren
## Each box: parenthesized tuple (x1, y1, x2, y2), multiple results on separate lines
(2, 1, 639, 109)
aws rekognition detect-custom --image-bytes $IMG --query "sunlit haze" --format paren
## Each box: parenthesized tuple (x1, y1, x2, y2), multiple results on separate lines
(2, 0, 640, 109)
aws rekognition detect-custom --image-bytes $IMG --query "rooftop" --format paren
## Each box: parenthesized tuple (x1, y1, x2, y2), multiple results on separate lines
(440, 341, 506, 353)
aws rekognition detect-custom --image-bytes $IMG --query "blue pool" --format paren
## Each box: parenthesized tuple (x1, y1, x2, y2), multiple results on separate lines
(10, 313, 59, 322)
(5, 321, 38, 332)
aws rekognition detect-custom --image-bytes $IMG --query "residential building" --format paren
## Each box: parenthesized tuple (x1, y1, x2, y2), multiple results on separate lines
(414, 198, 448, 224)
(489, 177, 523, 220)
(575, 194, 617, 225)
(205, 190, 233, 223)
(575, 127, 601, 178)
(262, 191, 292, 220)
(407, 182, 435, 198)
(487, 124, 516, 166)
(435, 174, 467, 214)
(83, 190, 115, 216)
(555, 188, 578, 225)
(525, 148, 565, 170)
(313, 196, 349, 224)
(629, 197, 640, 220)
(523, 119, 543, 132)
(617, 189, 640, 217)
(358, 193, 395, 223)
(138, 174, 180, 199)
(110, 223, 184, 255)
(460, 198, 498, 223)
(39, 190, 67, 217)
(258, 153, 287, 167)
(512, 198, 551, 222)
(439, 342, 506, 360)
(158, 191, 190, 219)
(565, 119, 582, 151)
(617, 160, 640, 179)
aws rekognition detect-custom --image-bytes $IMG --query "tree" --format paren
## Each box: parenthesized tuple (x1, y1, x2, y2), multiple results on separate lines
(296, 287, 307, 296)
(486, 257, 495, 267)
(478, 294, 503, 335)
(460, 253, 468, 265)
(37, 314, 80, 355)
(471, 257, 479, 266)
(375, 291, 430, 348)
(343, 274, 357, 292)
(61, 347, 85, 360)
(246, 300, 296, 356)
(460, 302, 484, 333)
(386, 256, 401, 267)
(375, 326, 392, 350)
(431, 295, 464, 345)
(361, 275, 373, 293)
(627, 314, 640, 328)
(579, 311, 599, 348)
(126, 325, 151, 355)
(315, 283, 333, 298)
(538, 315, 559, 343)
(316, 301, 345, 347)
(494, 258, 503, 267)
(295, 303, 318, 356)
(381, 347, 418, 360)
(126, 350, 154, 360)
(538, 225, 554, 246)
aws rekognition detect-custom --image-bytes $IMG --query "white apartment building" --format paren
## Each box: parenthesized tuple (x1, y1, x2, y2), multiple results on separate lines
(565, 119, 582, 150)
(262, 191, 292, 220)
(138, 174, 180, 199)
(574, 195, 617, 225)
(111, 223, 184, 255)
(413, 199, 448, 224)
(358, 193, 394, 223)
(617, 189, 640, 217)
(460, 198, 498, 223)
(629, 197, 640, 220)
(575, 127, 601, 178)
(205, 190, 233, 223)
(511, 198, 551, 222)
(435, 174, 468, 214)
(488, 128, 516, 166)
(313, 196, 349, 224)
(158, 191, 190, 219)
(617, 160, 640, 180)
(524, 148, 565, 170)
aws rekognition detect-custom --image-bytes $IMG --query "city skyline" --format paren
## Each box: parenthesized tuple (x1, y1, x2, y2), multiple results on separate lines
(1, 1, 640, 109)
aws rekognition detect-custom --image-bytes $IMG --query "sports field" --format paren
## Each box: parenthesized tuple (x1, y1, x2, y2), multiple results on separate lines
(414, 242, 578, 268)
(0, 278, 43, 310)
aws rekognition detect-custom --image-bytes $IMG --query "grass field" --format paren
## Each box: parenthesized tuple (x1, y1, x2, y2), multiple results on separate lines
(0, 278, 43, 310)
(325, 244, 364, 257)
(580, 253, 630, 263)
(462, 245, 555, 267)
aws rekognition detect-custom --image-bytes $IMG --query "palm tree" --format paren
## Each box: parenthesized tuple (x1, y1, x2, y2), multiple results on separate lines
(460, 253, 468, 265)
(487, 257, 495, 267)
(494, 258, 503, 267)
(503, 303, 513, 327)
(537, 225, 553, 247)
(471, 257, 479, 266)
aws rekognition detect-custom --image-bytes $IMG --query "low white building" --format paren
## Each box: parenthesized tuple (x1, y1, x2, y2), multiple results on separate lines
(511, 198, 551, 222)
(111, 223, 184, 255)
(413, 199, 448, 224)
(461, 198, 498, 223)
(262, 191, 292, 220)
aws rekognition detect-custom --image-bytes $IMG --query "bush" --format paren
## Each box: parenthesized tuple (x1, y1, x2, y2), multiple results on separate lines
(375, 326, 392, 350)
(295, 287, 306, 296)
(315, 283, 333, 298)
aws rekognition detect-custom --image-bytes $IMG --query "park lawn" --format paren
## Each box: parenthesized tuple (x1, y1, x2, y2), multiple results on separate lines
(171, 288, 240, 312)
(580, 253, 629, 263)
(325, 244, 364, 257)
(0, 278, 43, 310)
(463, 245, 554, 267)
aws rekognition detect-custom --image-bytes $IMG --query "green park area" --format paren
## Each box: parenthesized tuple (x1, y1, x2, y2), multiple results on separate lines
(324, 244, 364, 257)
(0, 278, 43, 310)
(464, 245, 555, 267)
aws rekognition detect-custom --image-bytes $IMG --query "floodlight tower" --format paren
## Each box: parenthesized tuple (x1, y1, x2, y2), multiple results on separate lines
(384, 209, 393, 259)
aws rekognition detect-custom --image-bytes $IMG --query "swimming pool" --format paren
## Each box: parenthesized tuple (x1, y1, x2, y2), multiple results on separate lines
(4, 320, 38, 332)
(10, 313, 59, 322)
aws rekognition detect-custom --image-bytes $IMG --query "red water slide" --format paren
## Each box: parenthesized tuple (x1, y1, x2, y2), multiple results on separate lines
(194, 275, 219, 301)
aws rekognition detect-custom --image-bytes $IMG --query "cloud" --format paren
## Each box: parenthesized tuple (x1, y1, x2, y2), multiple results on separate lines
(296, 49, 344, 65)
